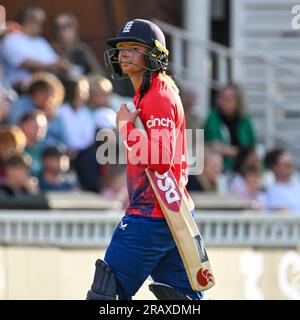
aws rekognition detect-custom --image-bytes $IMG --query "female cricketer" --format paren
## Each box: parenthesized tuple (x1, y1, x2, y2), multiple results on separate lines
(87, 19, 203, 300)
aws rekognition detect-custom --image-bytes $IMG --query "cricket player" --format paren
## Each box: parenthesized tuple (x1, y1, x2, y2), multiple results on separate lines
(87, 19, 203, 300)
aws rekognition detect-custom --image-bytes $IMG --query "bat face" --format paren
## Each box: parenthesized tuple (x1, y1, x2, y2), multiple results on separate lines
(124, 103, 215, 291)
(146, 167, 215, 291)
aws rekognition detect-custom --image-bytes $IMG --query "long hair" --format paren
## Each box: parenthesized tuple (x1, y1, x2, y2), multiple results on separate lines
(217, 83, 247, 117)
(159, 71, 180, 94)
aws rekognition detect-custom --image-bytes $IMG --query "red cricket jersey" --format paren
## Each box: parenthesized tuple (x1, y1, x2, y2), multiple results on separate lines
(120, 73, 195, 218)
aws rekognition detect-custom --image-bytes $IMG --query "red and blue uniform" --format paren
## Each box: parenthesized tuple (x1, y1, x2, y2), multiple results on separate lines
(104, 74, 203, 300)
(120, 73, 194, 218)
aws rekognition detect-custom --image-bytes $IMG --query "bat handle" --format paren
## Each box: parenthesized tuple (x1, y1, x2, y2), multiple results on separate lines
(125, 101, 148, 138)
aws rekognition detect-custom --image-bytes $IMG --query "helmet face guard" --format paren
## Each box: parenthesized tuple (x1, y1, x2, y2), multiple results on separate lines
(104, 19, 169, 79)
(104, 46, 168, 79)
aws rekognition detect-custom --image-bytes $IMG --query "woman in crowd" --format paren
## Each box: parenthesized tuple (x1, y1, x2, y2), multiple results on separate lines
(52, 12, 103, 79)
(0, 125, 27, 184)
(59, 77, 95, 190)
(204, 84, 256, 170)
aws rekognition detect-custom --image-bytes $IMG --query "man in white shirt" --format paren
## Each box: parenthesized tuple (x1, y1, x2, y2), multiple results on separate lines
(265, 149, 300, 213)
(2, 6, 70, 89)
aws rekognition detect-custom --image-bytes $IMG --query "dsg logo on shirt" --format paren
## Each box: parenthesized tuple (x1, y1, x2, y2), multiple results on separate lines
(146, 115, 175, 129)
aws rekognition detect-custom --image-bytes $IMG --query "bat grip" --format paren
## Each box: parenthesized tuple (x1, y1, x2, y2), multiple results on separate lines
(125, 102, 148, 138)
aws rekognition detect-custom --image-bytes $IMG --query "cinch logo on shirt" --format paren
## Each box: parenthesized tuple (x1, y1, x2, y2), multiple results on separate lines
(123, 21, 134, 33)
(146, 116, 175, 129)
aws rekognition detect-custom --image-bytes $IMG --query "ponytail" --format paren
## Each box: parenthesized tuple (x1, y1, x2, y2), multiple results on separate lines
(159, 71, 179, 94)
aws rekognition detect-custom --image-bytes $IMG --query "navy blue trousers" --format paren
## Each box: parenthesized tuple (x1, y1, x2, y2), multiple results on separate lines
(104, 214, 203, 300)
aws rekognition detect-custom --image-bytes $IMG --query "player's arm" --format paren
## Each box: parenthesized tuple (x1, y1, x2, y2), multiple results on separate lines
(119, 98, 176, 174)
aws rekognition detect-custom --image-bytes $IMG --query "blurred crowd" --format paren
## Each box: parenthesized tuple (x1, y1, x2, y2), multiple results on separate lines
(0, 6, 126, 205)
(186, 84, 300, 213)
(0, 5, 299, 213)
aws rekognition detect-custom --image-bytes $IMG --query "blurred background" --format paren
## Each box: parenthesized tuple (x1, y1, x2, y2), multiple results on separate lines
(0, 0, 300, 300)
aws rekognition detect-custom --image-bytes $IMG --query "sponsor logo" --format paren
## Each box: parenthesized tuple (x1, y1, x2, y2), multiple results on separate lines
(196, 268, 214, 287)
(119, 221, 128, 230)
(146, 115, 175, 129)
(155, 171, 180, 205)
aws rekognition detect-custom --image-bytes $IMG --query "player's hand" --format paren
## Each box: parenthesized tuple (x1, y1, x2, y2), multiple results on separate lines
(116, 104, 140, 129)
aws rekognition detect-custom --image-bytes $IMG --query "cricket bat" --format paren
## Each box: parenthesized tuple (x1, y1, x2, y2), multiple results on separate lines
(124, 102, 215, 291)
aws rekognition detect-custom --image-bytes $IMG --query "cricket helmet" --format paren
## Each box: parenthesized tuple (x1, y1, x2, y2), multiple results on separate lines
(104, 19, 169, 79)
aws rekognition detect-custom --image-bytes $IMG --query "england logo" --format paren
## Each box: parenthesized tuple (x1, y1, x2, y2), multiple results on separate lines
(123, 21, 134, 33)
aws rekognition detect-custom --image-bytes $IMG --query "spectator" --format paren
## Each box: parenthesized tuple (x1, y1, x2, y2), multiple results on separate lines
(60, 76, 94, 151)
(181, 87, 201, 131)
(100, 165, 127, 206)
(51, 11, 133, 98)
(230, 164, 265, 209)
(69, 75, 117, 193)
(9, 77, 52, 124)
(39, 146, 76, 192)
(19, 111, 48, 177)
(229, 146, 261, 190)
(0, 152, 39, 197)
(88, 75, 116, 129)
(59, 77, 96, 190)
(52, 12, 103, 79)
(264, 149, 300, 212)
(204, 84, 256, 170)
(88, 75, 113, 108)
(9, 72, 67, 148)
(187, 149, 226, 193)
(2, 6, 70, 90)
(0, 125, 27, 184)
